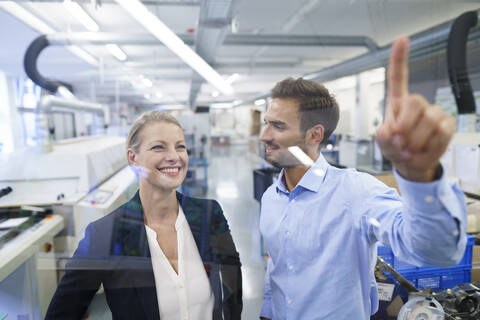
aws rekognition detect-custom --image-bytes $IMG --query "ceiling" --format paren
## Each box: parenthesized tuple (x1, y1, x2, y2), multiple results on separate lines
(0, 0, 479, 109)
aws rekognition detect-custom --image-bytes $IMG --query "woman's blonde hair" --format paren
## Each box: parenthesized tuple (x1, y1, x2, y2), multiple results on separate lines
(126, 110, 182, 152)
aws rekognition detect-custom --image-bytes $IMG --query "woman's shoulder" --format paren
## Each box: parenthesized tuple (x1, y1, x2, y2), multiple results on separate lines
(177, 192, 221, 212)
(178, 193, 229, 230)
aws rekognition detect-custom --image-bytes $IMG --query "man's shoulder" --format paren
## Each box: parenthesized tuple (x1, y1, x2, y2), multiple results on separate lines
(261, 183, 278, 202)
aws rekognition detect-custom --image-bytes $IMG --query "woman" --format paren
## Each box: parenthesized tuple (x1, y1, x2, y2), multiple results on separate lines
(46, 111, 242, 319)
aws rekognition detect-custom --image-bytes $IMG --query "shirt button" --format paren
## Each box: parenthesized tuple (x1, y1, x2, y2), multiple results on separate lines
(287, 299, 292, 304)
(424, 195, 434, 203)
(286, 231, 291, 236)
(452, 229, 459, 236)
(289, 265, 293, 270)
(291, 199, 295, 203)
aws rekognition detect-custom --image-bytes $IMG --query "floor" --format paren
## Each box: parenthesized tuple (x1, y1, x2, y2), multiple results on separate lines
(88, 143, 267, 319)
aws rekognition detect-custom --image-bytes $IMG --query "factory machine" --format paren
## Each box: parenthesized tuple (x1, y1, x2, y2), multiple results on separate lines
(0, 136, 138, 317)
(0, 36, 138, 318)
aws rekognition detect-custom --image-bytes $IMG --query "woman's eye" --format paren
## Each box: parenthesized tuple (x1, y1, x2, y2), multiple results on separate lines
(152, 145, 164, 150)
(177, 145, 186, 149)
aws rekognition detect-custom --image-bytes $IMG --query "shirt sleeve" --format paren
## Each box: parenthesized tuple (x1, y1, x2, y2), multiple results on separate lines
(260, 257, 273, 319)
(357, 166, 467, 268)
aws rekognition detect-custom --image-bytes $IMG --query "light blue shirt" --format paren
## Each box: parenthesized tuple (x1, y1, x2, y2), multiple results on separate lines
(259, 154, 467, 320)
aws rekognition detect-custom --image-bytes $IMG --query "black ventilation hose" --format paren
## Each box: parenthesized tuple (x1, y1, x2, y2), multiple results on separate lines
(447, 11, 478, 114)
(24, 35, 74, 94)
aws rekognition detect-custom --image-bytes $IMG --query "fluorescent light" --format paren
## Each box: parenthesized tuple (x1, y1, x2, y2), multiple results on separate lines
(0, 2, 97, 66)
(226, 73, 239, 85)
(0, 1, 53, 34)
(233, 100, 243, 106)
(211, 102, 233, 109)
(63, 0, 99, 32)
(211, 91, 220, 98)
(141, 78, 153, 88)
(114, 0, 234, 95)
(157, 104, 185, 110)
(106, 43, 127, 61)
(254, 99, 266, 106)
(67, 45, 98, 65)
(155, 92, 163, 99)
(144, 93, 151, 99)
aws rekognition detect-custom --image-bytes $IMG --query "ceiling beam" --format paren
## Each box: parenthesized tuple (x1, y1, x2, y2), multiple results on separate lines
(3, 0, 200, 6)
(187, 0, 243, 108)
(48, 32, 378, 49)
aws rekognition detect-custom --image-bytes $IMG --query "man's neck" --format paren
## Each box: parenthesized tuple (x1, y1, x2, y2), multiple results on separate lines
(283, 151, 320, 192)
(284, 166, 309, 192)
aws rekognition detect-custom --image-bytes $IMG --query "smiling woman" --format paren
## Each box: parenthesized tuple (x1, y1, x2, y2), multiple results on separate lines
(45, 110, 242, 320)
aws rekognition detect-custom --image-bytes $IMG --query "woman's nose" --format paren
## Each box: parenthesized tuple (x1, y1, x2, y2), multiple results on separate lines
(165, 147, 180, 161)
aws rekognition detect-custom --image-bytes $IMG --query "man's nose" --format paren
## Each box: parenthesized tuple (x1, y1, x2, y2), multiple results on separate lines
(259, 126, 271, 142)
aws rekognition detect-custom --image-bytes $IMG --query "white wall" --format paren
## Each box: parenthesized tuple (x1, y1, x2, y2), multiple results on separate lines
(0, 71, 23, 153)
(325, 67, 385, 138)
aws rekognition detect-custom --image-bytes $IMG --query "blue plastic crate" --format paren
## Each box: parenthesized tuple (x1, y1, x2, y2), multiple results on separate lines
(401, 266, 471, 290)
(377, 234, 474, 290)
(377, 234, 474, 272)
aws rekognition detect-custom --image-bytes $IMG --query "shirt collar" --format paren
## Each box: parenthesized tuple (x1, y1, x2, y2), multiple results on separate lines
(276, 153, 329, 194)
(175, 205, 186, 231)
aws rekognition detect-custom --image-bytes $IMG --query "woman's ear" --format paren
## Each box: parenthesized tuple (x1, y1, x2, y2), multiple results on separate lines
(126, 148, 137, 166)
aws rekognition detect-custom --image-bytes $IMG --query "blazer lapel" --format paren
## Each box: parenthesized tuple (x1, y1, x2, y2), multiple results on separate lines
(114, 191, 160, 320)
(176, 192, 211, 260)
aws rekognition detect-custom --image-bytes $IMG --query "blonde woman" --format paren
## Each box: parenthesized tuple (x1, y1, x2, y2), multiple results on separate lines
(46, 111, 242, 319)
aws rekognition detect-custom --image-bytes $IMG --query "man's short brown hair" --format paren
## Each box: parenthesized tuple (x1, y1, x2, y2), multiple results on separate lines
(271, 77, 339, 143)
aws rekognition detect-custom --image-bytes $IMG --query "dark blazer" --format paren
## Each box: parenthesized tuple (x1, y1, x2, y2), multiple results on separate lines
(46, 191, 242, 320)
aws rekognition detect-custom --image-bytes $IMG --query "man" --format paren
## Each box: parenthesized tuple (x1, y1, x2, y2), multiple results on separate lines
(258, 36, 466, 319)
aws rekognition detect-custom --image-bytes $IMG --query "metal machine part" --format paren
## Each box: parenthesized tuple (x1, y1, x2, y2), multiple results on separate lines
(0, 206, 51, 248)
(377, 257, 419, 293)
(397, 296, 445, 320)
(432, 284, 480, 320)
(24, 35, 110, 152)
(375, 257, 480, 320)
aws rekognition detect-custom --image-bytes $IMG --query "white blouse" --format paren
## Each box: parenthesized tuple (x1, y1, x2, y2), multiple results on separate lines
(145, 206, 214, 320)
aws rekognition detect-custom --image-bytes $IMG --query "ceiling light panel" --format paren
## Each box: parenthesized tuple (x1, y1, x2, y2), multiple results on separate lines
(114, 0, 234, 95)
(105, 43, 127, 61)
(0, 1, 97, 66)
(63, 0, 99, 32)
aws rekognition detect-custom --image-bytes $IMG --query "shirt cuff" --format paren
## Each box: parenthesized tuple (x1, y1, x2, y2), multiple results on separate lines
(393, 166, 464, 222)
(260, 298, 273, 319)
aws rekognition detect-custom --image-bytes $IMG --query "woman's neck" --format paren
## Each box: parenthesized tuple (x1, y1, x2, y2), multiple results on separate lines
(139, 184, 179, 226)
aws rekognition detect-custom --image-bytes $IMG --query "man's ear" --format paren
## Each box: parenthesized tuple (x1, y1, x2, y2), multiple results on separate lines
(126, 148, 137, 166)
(306, 124, 325, 146)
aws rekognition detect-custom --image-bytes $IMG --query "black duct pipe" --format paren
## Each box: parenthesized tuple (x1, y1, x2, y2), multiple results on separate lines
(24, 35, 74, 94)
(447, 11, 478, 114)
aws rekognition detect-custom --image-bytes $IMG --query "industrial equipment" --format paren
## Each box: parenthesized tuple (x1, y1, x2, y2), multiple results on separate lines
(0, 35, 138, 318)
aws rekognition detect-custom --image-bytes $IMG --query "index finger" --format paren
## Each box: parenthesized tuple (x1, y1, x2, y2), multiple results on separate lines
(387, 36, 410, 100)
